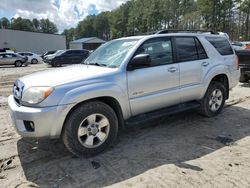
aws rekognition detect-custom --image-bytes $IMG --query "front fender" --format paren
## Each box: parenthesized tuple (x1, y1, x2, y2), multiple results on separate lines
(59, 82, 130, 119)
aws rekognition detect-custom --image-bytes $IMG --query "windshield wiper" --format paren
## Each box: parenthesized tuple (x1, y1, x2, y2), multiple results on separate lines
(88, 62, 107, 67)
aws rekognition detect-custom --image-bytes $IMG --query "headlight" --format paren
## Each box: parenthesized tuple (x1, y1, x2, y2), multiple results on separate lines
(22, 87, 54, 104)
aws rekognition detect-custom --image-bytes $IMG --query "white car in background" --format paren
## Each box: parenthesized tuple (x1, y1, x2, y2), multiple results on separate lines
(18, 52, 43, 64)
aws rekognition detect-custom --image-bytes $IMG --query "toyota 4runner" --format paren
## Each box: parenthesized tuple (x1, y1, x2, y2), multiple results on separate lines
(8, 31, 240, 157)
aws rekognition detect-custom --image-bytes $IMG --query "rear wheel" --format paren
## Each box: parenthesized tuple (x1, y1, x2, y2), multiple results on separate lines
(31, 58, 38, 64)
(62, 101, 118, 157)
(199, 81, 226, 117)
(14, 61, 22, 67)
(239, 73, 249, 83)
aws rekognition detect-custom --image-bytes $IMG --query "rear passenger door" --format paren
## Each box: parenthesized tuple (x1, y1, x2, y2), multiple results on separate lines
(174, 37, 210, 103)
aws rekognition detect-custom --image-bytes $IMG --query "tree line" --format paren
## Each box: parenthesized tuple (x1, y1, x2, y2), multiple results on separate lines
(1, 0, 250, 46)
(0, 17, 58, 34)
(62, 0, 250, 47)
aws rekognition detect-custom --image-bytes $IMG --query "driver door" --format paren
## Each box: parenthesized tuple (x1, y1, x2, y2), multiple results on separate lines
(127, 37, 180, 116)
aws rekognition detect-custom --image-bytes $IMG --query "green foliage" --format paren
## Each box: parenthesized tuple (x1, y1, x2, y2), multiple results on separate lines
(0, 17, 58, 34)
(39, 19, 58, 34)
(1, 0, 250, 41)
(71, 0, 250, 40)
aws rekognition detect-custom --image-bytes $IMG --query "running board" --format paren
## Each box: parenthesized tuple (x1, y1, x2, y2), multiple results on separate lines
(125, 101, 200, 126)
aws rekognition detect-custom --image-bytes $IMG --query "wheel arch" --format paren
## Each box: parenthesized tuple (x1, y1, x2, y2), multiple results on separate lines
(61, 96, 125, 138)
(210, 74, 229, 99)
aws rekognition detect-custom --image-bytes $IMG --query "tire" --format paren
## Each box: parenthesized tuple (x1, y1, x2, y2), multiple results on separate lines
(14, 61, 22, 67)
(62, 101, 119, 157)
(239, 73, 249, 83)
(199, 81, 226, 117)
(31, 58, 38, 64)
(52, 61, 60, 67)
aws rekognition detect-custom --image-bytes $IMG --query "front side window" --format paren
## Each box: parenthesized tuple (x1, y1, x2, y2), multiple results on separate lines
(135, 37, 173, 66)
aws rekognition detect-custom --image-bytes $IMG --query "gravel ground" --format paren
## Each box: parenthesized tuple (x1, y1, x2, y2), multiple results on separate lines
(0, 64, 250, 188)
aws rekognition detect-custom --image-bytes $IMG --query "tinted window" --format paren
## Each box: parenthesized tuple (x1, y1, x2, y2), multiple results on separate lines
(74, 50, 84, 55)
(175, 37, 199, 62)
(195, 38, 208, 59)
(135, 37, 173, 66)
(206, 37, 233, 55)
(64, 51, 72, 55)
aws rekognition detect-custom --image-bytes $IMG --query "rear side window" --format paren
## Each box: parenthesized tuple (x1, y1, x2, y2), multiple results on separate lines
(206, 37, 233, 55)
(175, 37, 208, 62)
(195, 38, 208, 59)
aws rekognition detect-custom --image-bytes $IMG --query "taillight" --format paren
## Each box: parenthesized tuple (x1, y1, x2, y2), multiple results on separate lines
(236, 56, 239, 70)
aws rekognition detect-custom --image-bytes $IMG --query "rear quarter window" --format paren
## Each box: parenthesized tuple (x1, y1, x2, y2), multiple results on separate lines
(206, 37, 233, 56)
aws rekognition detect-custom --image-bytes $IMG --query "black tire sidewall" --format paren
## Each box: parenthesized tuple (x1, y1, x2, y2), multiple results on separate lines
(31, 58, 38, 64)
(62, 101, 118, 157)
(201, 82, 226, 117)
(15, 61, 22, 67)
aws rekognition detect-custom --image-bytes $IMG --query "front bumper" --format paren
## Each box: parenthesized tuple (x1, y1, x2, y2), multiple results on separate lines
(8, 95, 71, 138)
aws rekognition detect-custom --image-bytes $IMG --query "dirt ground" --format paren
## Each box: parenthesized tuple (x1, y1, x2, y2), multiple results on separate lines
(0, 64, 250, 188)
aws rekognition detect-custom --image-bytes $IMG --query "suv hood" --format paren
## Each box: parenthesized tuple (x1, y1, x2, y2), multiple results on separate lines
(19, 65, 118, 88)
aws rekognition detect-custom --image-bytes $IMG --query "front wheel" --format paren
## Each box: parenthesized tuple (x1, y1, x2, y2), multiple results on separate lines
(14, 60, 22, 67)
(62, 101, 118, 157)
(199, 81, 226, 117)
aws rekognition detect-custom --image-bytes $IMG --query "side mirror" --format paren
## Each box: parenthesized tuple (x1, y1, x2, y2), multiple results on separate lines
(127, 54, 151, 71)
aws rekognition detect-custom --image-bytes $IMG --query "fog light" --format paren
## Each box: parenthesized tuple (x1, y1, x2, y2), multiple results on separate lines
(23, 121, 35, 132)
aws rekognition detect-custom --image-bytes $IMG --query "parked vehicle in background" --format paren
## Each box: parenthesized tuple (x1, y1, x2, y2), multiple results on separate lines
(18, 52, 43, 64)
(241, 41, 250, 49)
(0, 52, 28, 67)
(41, 50, 56, 60)
(232, 42, 245, 51)
(8, 31, 239, 157)
(44, 49, 90, 67)
(43, 50, 64, 64)
(236, 50, 250, 83)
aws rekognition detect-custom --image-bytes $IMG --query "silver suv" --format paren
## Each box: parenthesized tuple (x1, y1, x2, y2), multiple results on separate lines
(8, 31, 240, 156)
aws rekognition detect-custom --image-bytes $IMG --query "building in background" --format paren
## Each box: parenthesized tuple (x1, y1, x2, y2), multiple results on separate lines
(70, 37, 106, 51)
(0, 29, 66, 54)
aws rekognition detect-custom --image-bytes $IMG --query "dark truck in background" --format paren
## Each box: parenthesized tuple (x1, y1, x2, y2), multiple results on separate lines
(236, 50, 250, 83)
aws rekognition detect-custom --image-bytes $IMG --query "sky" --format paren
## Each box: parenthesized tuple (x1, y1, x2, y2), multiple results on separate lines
(0, 0, 128, 32)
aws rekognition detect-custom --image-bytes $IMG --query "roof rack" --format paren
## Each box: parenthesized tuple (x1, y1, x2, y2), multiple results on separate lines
(155, 29, 219, 35)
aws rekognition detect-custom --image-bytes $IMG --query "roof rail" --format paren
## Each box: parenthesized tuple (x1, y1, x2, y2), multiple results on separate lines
(155, 29, 219, 35)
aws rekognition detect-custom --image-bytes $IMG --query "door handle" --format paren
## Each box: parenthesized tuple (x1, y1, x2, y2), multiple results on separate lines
(168, 67, 178, 73)
(202, 62, 209, 67)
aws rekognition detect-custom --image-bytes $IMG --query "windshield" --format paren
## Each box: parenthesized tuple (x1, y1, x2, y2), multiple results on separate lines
(55, 50, 65, 56)
(84, 39, 139, 68)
